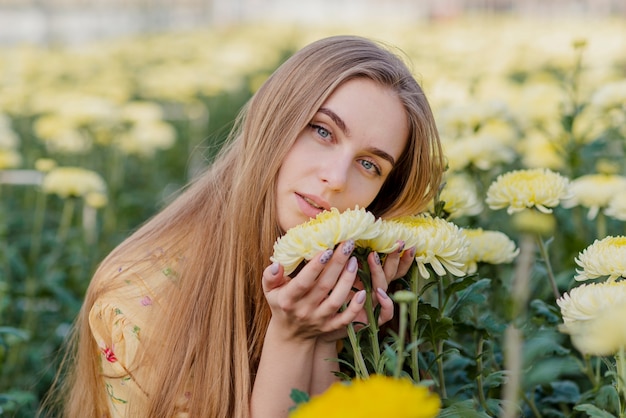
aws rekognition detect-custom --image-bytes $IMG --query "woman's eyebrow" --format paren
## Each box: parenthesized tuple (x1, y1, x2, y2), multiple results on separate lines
(318, 107, 351, 136)
(318, 107, 396, 167)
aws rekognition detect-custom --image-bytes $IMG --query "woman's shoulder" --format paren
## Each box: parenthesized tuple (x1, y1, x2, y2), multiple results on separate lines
(89, 246, 186, 324)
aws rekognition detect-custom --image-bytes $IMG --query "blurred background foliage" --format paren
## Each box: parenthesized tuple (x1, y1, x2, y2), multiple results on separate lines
(0, 2, 626, 416)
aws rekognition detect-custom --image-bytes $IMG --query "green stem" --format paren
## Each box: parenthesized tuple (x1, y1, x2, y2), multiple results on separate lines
(57, 198, 76, 244)
(346, 322, 369, 379)
(617, 347, 626, 418)
(394, 302, 408, 378)
(436, 273, 447, 399)
(476, 335, 490, 413)
(409, 266, 420, 382)
(535, 234, 560, 300)
(29, 189, 47, 263)
(364, 290, 381, 372)
(596, 211, 607, 239)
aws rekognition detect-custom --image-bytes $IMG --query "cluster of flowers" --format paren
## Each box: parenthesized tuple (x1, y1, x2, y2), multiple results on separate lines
(271, 206, 519, 281)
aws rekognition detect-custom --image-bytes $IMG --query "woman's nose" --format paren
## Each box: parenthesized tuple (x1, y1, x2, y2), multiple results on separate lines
(319, 154, 350, 191)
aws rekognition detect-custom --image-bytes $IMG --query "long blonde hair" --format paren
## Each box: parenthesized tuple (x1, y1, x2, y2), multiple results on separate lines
(54, 35, 444, 418)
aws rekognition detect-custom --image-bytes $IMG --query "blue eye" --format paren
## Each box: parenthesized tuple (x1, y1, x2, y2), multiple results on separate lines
(309, 124, 331, 140)
(360, 159, 381, 175)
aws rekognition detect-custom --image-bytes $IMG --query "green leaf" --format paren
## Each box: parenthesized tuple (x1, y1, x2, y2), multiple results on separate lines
(573, 404, 617, 418)
(438, 399, 491, 417)
(289, 388, 310, 407)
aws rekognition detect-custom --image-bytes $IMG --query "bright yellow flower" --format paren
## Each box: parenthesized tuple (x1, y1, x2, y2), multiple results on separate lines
(562, 174, 626, 220)
(574, 236, 626, 282)
(485, 168, 571, 215)
(42, 167, 106, 198)
(460, 228, 519, 274)
(394, 214, 469, 279)
(271, 207, 379, 275)
(289, 375, 440, 418)
(558, 281, 626, 356)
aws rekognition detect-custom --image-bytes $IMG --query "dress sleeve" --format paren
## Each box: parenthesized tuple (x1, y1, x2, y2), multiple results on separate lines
(88, 253, 191, 417)
(89, 297, 147, 417)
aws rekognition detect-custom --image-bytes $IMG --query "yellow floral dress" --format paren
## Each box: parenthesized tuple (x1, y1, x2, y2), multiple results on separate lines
(88, 248, 190, 417)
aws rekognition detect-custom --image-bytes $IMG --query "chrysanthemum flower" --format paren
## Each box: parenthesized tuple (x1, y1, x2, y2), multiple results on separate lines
(562, 174, 626, 220)
(606, 194, 626, 221)
(271, 207, 380, 275)
(289, 375, 440, 418)
(460, 228, 519, 274)
(356, 218, 411, 255)
(574, 236, 626, 282)
(42, 166, 106, 198)
(485, 168, 571, 215)
(557, 281, 626, 355)
(438, 173, 484, 219)
(393, 214, 469, 279)
(0, 149, 22, 169)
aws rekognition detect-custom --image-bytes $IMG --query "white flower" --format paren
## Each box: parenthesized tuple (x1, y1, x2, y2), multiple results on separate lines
(574, 236, 626, 282)
(606, 193, 626, 221)
(562, 174, 626, 220)
(394, 214, 469, 279)
(558, 281, 626, 355)
(115, 121, 177, 157)
(485, 168, 571, 215)
(460, 228, 519, 274)
(271, 207, 379, 275)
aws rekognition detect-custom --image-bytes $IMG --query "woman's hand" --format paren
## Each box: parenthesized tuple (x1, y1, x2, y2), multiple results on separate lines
(262, 240, 368, 341)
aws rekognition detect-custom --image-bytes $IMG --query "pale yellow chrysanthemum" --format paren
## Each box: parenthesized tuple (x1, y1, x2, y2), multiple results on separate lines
(485, 168, 571, 215)
(0, 149, 22, 169)
(606, 194, 626, 221)
(394, 214, 469, 279)
(562, 174, 626, 220)
(84, 191, 108, 209)
(557, 281, 626, 355)
(437, 173, 483, 219)
(574, 236, 626, 282)
(271, 207, 379, 275)
(518, 130, 565, 171)
(42, 167, 106, 199)
(510, 209, 556, 237)
(356, 219, 412, 255)
(460, 228, 519, 274)
(590, 80, 626, 111)
(115, 121, 177, 157)
(289, 375, 440, 418)
(34, 158, 58, 173)
(442, 134, 515, 172)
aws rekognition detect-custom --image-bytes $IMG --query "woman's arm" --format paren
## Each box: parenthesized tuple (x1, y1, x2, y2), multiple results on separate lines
(251, 320, 317, 418)
(252, 241, 365, 418)
(309, 340, 340, 396)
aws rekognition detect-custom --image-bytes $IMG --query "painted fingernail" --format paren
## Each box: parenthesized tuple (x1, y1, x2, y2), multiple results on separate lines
(270, 262, 279, 275)
(320, 249, 334, 264)
(342, 239, 355, 255)
(356, 290, 366, 304)
(377, 287, 389, 300)
(397, 240, 405, 253)
(408, 247, 416, 258)
(347, 256, 358, 273)
(373, 252, 381, 265)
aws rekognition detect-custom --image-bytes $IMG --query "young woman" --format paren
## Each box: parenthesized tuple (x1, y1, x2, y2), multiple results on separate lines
(57, 35, 444, 417)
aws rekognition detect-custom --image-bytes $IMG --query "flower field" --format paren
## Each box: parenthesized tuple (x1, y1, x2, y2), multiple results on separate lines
(1, 16, 626, 417)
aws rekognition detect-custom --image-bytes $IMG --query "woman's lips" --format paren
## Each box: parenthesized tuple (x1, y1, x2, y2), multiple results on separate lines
(295, 193, 326, 219)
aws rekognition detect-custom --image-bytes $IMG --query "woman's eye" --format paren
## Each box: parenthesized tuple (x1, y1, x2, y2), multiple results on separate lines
(310, 124, 331, 140)
(360, 159, 381, 175)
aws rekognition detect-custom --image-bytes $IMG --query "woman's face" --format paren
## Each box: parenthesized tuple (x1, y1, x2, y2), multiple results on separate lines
(276, 78, 409, 232)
